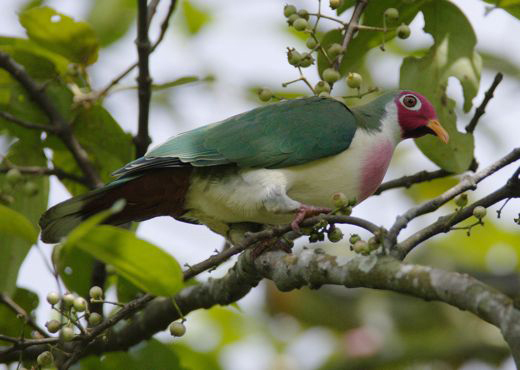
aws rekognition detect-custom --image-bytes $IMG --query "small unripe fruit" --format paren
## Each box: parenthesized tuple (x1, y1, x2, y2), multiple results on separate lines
(299, 53, 314, 68)
(287, 49, 302, 66)
(37, 351, 53, 367)
(329, 0, 342, 10)
(297, 9, 309, 20)
(293, 18, 308, 31)
(346, 72, 362, 89)
(332, 192, 348, 208)
(88, 312, 103, 326)
(89, 286, 103, 300)
(46, 292, 60, 306)
(5, 168, 22, 184)
(323, 68, 341, 83)
(309, 232, 320, 243)
(62, 293, 75, 308)
(328, 228, 344, 243)
(349, 234, 361, 245)
(306, 37, 317, 49)
(352, 240, 369, 255)
(284, 4, 297, 17)
(368, 236, 380, 250)
(384, 8, 399, 20)
(314, 80, 331, 94)
(258, 88, 272, 102)
(397, 23, 411, 39)
(473, 206, 487, 219)
(287, 14, 299, 25)
(23, 181, 38, 196)
(169, 321, 186, 337)
(45, 320, 61, 333)
(61, 327, 75, 341)
(455, 194, 468, 207)
(327, 43, 344, 59)
(73, 297, 87, 312)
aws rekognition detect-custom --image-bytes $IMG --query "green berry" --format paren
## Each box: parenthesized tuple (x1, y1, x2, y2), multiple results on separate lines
(309, 233, 320, 243)
(352, 240, 369, 255)
(258, 88, 272, 102)
(346, 72, 362, 89)
(284, 4, 297, 17)
(37, 351, 53, 367)
(384, 8, 399, 20)
(328, 228, 344, 243)
(455, 194, 468, 207)
(73, 297, 87, 312)
(5, 168, 22, 184)
(323, 68, 341, 83)
(287, 49, 302, 66)
(329, 0, 342, 10)
(45, 320, 61, 334)
(169, 321, 186, 337)
(46, 292, 60, 306)
(297, 9, 309, 20)
(473, 206, 487, 219)
(332, 192, 348, 208)
(299, 53, 314, 68)
(61, 327, 75, 341)
(62, 293, 75, 308)
(314, 81, 331, 94)
(23, 181, 38, 196)
(306, 37, 317, 49)
(88, 312, 103, 326)
(367, 236, 380, 250)
(287, 14, 299, 25)
(327, 43, 344, 58)
(89, 286, 103, 300)
(293, 18, 308, 31)
(349, 234, 361, 245)
(397, 23, 411, 39)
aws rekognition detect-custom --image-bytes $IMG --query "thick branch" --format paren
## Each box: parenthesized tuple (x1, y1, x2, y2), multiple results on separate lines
(134, 0, 153, 157)
(0, 51, 102, 188)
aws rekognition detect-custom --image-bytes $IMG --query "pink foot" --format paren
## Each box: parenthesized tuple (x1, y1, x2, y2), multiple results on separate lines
(291, 205, 332, 233)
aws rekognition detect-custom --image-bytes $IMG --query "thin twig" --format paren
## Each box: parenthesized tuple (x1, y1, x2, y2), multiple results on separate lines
(0, 111, 56, 132)
(375, 169, 451, 195)
(334, 0, 369, 71)
(134, 0, 153, 158)
(0, 293, 49, 338)
(466, 72, 503, 134)
(0, 165, 89, 186)
(0, 51, 102, 188)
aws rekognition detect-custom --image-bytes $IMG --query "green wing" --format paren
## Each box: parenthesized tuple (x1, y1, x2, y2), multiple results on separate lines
(114, 96, 359, 177)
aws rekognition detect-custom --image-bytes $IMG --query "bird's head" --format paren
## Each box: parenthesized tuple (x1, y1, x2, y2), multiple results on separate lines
(394, 90, 449, 144)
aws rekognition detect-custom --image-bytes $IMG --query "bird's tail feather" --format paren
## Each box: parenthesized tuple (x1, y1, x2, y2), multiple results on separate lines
(39, 167, 192, 243)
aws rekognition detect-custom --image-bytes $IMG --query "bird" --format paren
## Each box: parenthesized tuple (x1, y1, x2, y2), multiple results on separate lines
(39, 90, 448, 244)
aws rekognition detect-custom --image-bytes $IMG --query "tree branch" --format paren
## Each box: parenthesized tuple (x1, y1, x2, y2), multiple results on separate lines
(384, 147, 520, 250)
(466, 72, 503, 134)
(0, 111, 56, 132)
(0, 165, 89, 186)
(335, 0, 368, 70)
(0, 293, 48, 338)
(375, 168, 451, 195)
(134, 0, 153, 157)
(0, 51, 102, 188)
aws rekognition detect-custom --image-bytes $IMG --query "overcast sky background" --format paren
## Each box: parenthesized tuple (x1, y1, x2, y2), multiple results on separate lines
(1, 1, 519, 369)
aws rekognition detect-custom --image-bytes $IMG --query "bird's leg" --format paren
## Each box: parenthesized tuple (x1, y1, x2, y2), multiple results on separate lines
(291, 205, 332, 233)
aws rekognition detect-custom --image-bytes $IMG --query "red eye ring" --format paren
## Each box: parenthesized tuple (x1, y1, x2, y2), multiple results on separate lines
(402, 95, 417, 108)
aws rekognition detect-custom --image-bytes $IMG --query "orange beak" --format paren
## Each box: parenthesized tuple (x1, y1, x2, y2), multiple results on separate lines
(427, 119, 449, 144)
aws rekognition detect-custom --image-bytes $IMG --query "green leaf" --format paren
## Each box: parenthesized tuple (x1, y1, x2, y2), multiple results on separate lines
(0, 204, 38, 243)
(0, 288, 39, 343)
(483, 0, 520, 19)
(51, 104, 134, 196)
(19, 6, 99, 65)
(0, 139, 49, 294)
(81, 339, 187, 370)
(400, 0, 481, 173)
(182, 0, 212, 35)
(87, 0, 137, 47)
(65, 225, 183, 297)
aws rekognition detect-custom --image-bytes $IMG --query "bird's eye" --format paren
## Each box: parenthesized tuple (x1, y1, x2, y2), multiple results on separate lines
(399, 94, 422, 111)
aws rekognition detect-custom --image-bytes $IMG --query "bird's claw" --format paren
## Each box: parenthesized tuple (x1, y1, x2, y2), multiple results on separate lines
(291, 205, 332, 233)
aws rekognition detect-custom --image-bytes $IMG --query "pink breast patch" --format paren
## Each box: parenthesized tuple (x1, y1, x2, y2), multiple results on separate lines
(359, 140, 393, 201)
